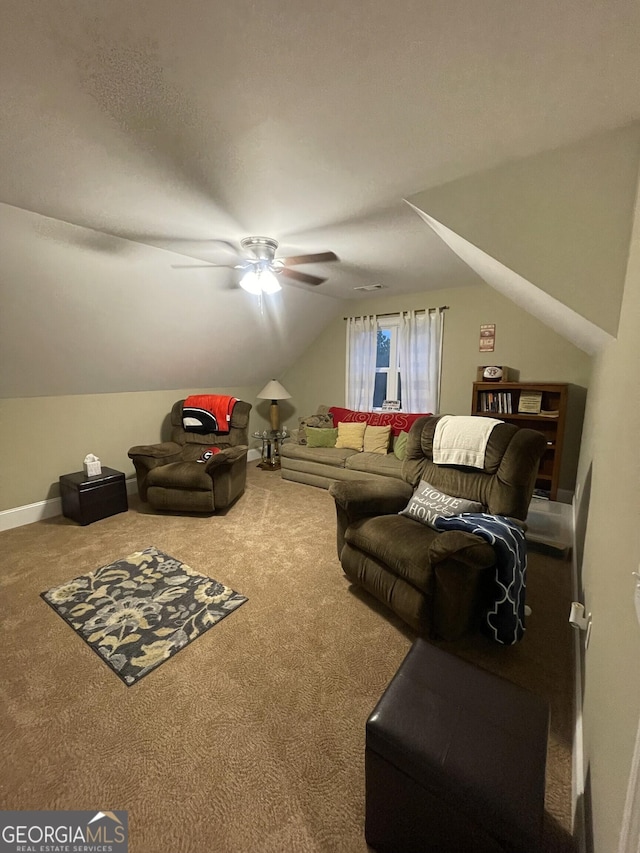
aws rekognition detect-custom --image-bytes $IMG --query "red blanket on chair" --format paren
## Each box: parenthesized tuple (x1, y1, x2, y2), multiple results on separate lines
(182, 395, 238, 434)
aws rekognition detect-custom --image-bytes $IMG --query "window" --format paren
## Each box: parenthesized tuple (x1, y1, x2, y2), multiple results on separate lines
(373, 320, 402, 409)
(345, 308, 444, 413)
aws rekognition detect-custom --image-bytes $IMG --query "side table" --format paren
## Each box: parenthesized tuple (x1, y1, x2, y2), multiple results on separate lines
(252, 431, 288, 471)
(59, 467, 128, 525)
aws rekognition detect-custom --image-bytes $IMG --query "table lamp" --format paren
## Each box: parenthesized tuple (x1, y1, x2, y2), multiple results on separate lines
(257, 380, 291, 432)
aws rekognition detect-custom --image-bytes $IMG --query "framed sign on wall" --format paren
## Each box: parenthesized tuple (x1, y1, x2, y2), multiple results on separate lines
(479, 324, 495, 352)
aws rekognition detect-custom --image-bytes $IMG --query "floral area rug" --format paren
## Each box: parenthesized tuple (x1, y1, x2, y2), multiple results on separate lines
(41, 547, 248, 686)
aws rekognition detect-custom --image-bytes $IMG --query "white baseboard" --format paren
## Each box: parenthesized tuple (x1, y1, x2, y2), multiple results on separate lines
(0, 478, 139, 533)
(0, 455, 262, 533)
(571, 495, 587, 853)
(0, 496, 63, 531)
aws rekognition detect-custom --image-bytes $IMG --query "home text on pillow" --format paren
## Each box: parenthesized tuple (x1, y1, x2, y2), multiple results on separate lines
(400, 481, 483, 528)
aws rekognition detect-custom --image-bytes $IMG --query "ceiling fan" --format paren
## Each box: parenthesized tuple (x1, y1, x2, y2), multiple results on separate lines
(172, 236, 339, 293)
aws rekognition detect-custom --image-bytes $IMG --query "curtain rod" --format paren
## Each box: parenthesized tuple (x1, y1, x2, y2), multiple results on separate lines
(343, 305, 449, 320)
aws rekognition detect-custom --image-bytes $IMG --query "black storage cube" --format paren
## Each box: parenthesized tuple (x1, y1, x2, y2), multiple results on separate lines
(59, 467, 128, 525)
(365, 639, 549, 853)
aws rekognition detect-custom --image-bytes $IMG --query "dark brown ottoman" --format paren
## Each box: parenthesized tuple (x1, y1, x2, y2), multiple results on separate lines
(59, 467, 128, 525)
(365, 639, 549, 853)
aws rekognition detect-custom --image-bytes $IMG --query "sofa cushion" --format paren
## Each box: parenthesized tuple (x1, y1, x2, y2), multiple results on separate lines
(400, 480, 483, 528)
(336, 421, 367, 451)
(345, 515, 439, 594)
(280, 443, 358, 469)
(408, 416, 518, 475)
(147, 461, 213, 491)
(345, 514, 495, 595)
(364, 424, 392, 454)
(345, 451, 404, 480)
(306, 427, 339, 448)
(329, 406, 433, 437)
(393, 430, 410, 461)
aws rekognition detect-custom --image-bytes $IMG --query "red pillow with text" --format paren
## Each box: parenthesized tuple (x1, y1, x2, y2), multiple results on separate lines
(328, 407, 432, 437)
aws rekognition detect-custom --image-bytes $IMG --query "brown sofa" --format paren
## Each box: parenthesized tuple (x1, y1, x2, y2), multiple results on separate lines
(280, 440, 405, 489)
(329, 415, 546, 640)
(280, 405, 428, 489)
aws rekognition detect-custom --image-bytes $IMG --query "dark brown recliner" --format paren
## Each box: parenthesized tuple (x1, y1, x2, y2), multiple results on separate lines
(128, 399, 252, 513)
(329, 415, 545, 640)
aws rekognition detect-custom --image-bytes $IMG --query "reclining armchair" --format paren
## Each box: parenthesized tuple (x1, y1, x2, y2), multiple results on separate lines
(329, 415, 545, 640)
(128, 398, 252, 513)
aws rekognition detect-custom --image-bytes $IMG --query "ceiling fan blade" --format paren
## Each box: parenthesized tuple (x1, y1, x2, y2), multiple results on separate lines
(171, 263, 237, 269)
(279, 268, 326, 286)
(282, 251, 339, 266)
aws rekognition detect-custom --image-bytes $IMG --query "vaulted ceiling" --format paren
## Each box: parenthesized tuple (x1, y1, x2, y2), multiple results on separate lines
(2, 0, 640, 396)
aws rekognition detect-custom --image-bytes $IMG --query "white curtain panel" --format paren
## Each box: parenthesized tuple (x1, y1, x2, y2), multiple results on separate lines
(399, 308, 445, 413)
(345, 315, 377, 410)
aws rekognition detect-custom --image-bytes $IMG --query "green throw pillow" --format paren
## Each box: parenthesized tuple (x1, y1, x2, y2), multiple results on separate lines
(306, 427, 339, 448)
(393, 430, 409, 461)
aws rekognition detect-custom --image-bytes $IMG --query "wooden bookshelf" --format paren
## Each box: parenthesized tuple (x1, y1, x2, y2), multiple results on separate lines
(471, 381, 570, 501)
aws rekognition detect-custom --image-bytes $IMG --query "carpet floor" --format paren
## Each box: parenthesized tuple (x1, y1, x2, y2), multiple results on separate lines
(0, 466, 575, 852)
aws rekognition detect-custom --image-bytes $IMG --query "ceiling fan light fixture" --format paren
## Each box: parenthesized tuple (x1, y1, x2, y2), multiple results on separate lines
(259, 269, 282, 294)
(239, 267, 282, 295)
(239, 269, 263, 295)
(174, 234, 336, 291)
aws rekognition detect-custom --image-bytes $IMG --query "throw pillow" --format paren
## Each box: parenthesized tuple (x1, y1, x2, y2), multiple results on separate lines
(393, 430, 410, 461)
(297, 412, 334, 445)
(328, 406, 433, 436)
(400, 480, 483, 528)
(197, 447, 221, 463)
(306, 427, 339, 448)
(363, 424, 391, 455)
(335, 421, 367, 451)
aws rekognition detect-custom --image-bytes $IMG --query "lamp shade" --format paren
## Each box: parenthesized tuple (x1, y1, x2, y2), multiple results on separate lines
(257, 380, 291, 401)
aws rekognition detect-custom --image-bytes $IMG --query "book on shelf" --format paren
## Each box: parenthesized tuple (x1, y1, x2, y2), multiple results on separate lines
(539, 409, 559, 418)
(478, 390, 513, 414)
(518, 391, 542, 414)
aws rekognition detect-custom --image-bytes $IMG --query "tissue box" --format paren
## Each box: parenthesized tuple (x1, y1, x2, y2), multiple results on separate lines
(84, 459, 102, 477)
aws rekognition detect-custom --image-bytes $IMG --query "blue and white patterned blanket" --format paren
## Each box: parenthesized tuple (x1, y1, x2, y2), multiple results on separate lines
(434, 512, 527, 645)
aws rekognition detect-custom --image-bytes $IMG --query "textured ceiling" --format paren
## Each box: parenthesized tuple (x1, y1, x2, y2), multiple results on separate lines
(2, 0, 640, 395)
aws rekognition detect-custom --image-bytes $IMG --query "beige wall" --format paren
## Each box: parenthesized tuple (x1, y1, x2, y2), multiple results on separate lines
(281, 282, 592, 487)
(574, 179, 640, 852)
(408, 123, 640, 337)
(5, 279, 589, 510)
(0, 385, 271, 511)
